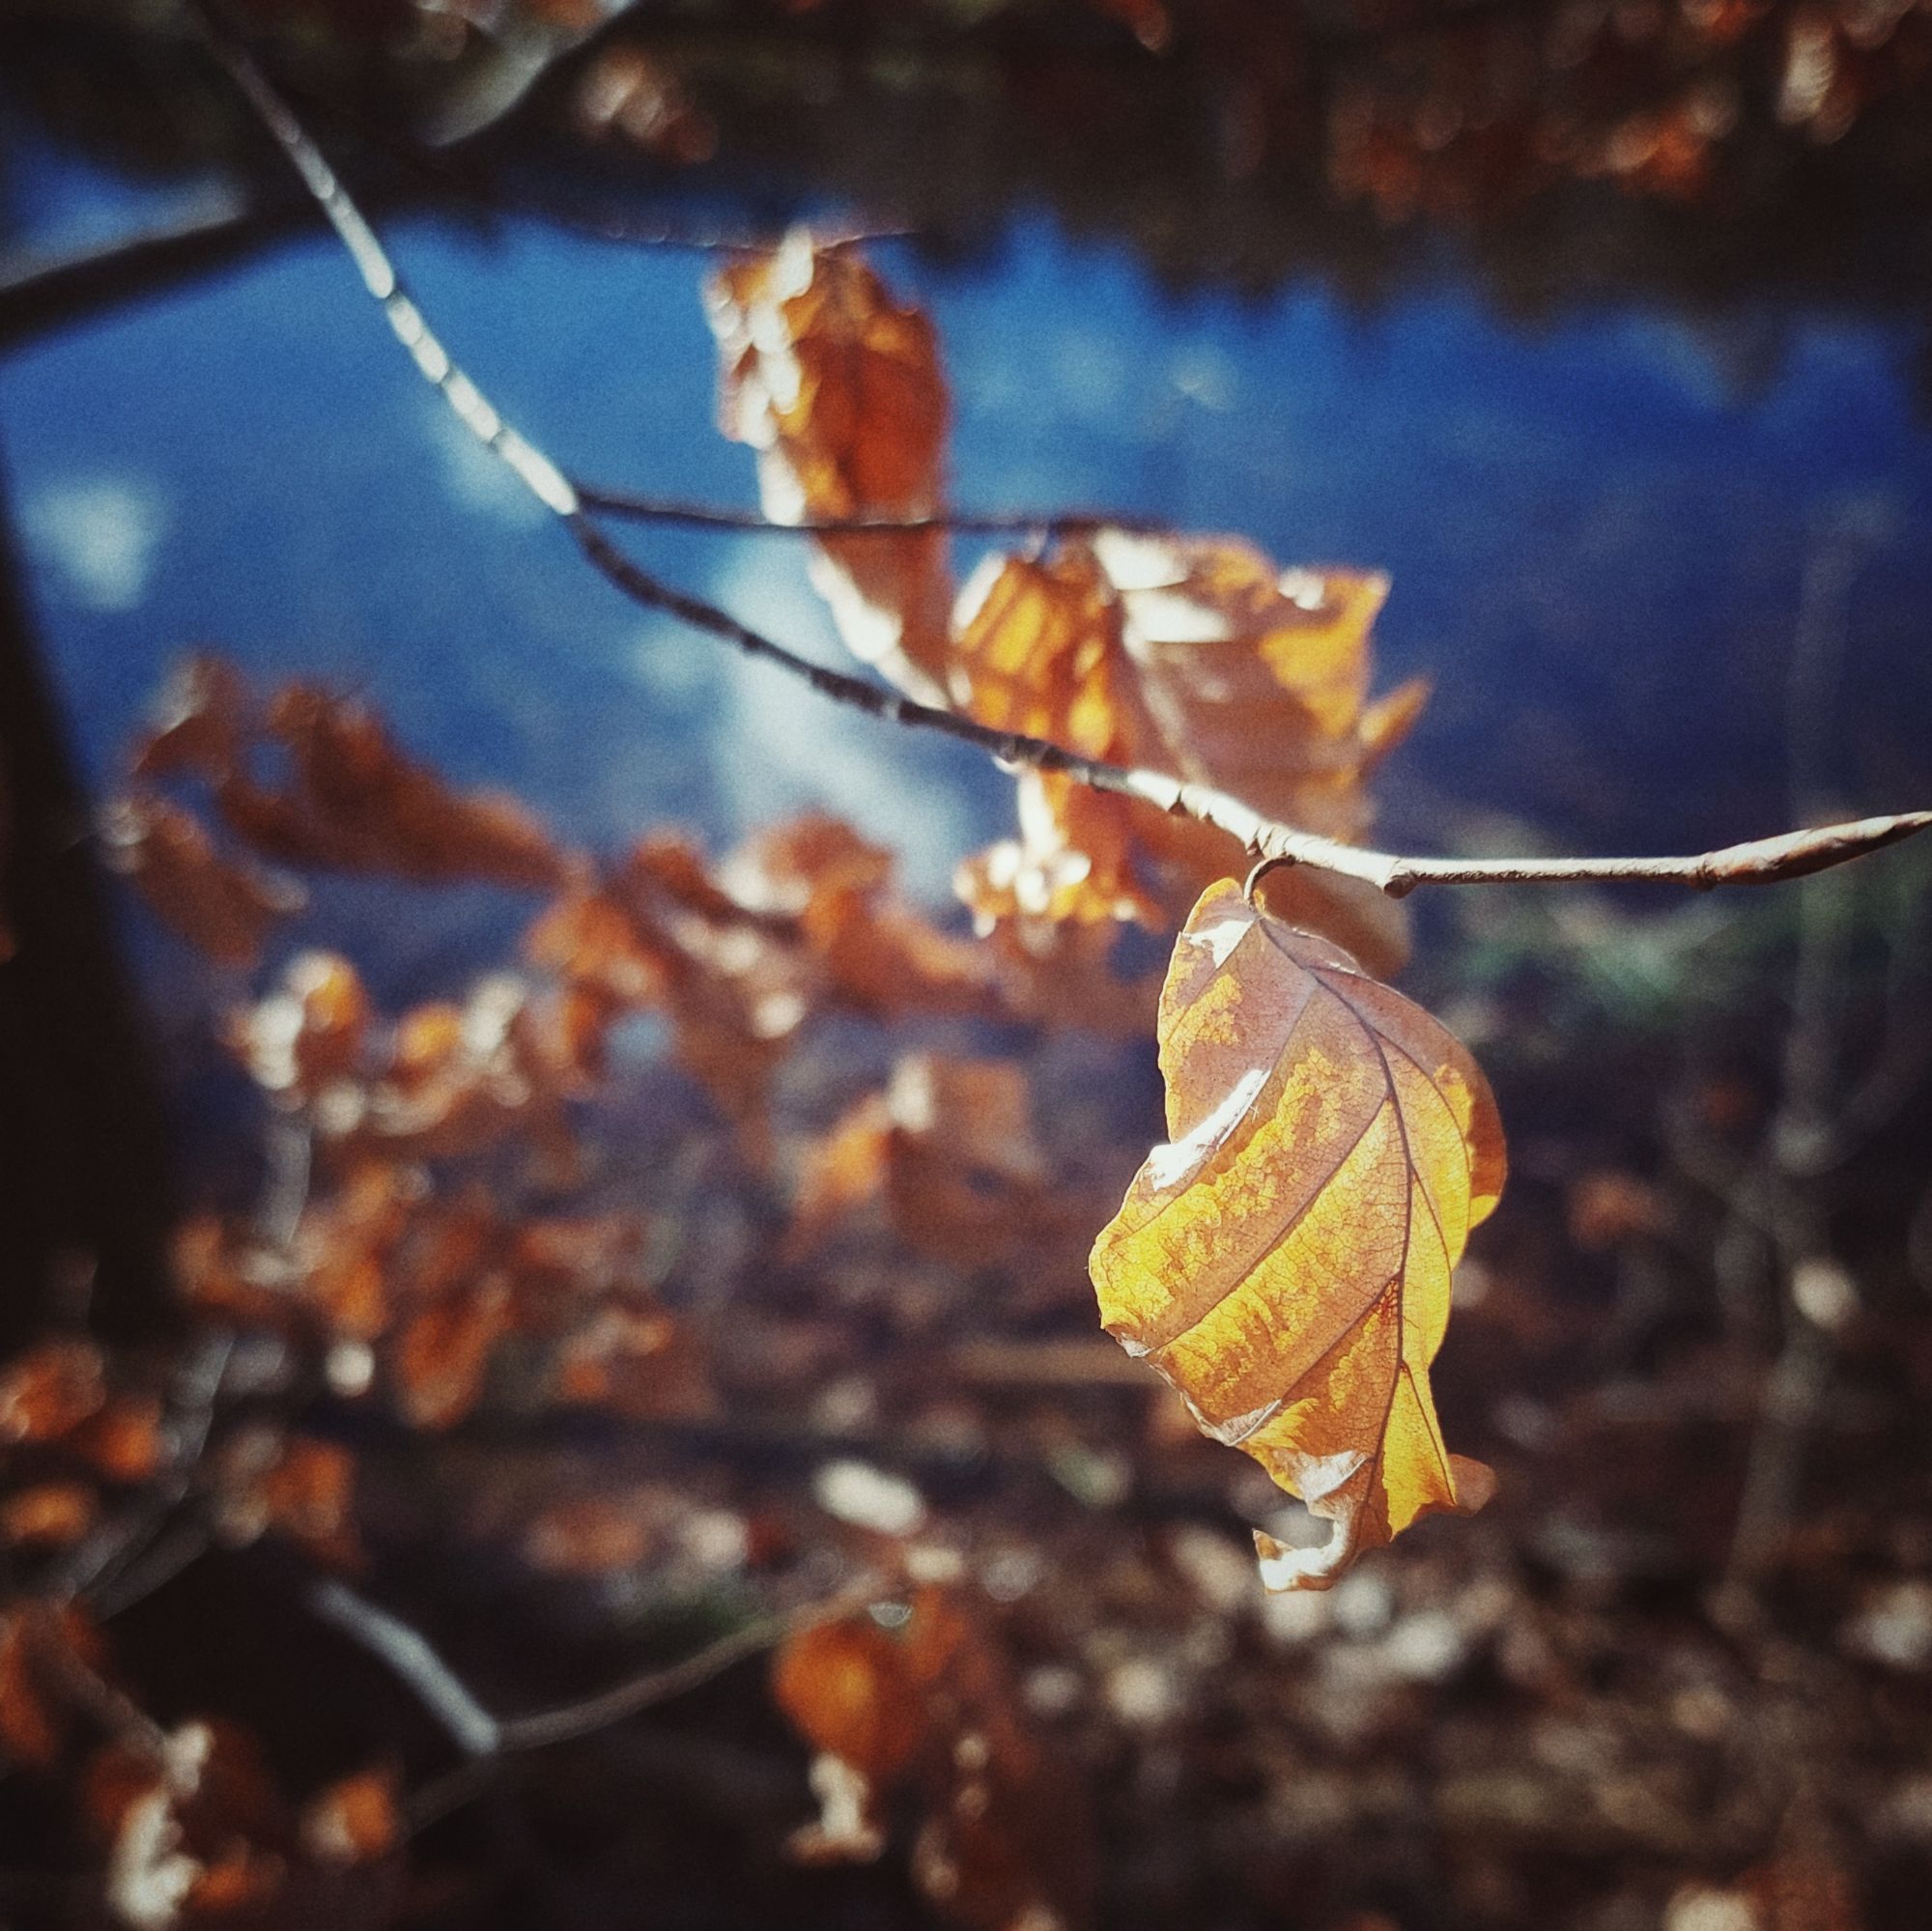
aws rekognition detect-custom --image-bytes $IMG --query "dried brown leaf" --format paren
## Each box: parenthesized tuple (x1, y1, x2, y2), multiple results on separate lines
(1090, 880, 1504, 1589)
(952, 536, 1419, 973)
(773, 1589, 1094, 1931)
(98, 794, 300, 969)
(708, 237, 954, 701)
(217, 681, 569, 891)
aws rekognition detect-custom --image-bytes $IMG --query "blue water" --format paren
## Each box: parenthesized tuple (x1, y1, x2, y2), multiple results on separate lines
(6, 136, 1931, 1014)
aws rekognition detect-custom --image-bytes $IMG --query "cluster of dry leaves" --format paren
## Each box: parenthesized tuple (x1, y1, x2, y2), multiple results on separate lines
(3, 236, 1916, 1931)
(210, 0, 1932, 213)
(1322, 0, 1932, 221)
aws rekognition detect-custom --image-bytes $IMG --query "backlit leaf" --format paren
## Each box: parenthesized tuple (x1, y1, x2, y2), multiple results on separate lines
(708, 235, 954, 702)
(1090, 879, 1505, 1591)
(952, 534, 1422, 974)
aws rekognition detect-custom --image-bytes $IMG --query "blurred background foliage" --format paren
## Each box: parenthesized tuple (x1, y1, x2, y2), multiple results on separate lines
(3, 5, 1932, 1931)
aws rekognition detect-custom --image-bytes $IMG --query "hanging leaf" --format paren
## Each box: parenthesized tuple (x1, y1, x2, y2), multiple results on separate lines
(707, 235, 954, 702)
(1089, 879, 1505, 1590)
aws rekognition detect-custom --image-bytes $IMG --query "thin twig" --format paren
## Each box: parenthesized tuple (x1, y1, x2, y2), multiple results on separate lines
(305, 1569, 879, 1834)
(195, 7, 1932, 902)
(308, 1577, 502, 1756)
(0, 187, 348, 352)
(495, 1586, 876, 1753)
(51, 1332, 235, 1606)
(574, 481, 1166, 538)
(310, 1572, 879, 1762)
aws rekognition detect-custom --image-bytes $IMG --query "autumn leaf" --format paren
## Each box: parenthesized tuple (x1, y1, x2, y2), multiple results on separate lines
(1089, 879, 1505, 1591)
(785, 1053, 1051, 1266)
(221, 682, 570, 890)
(298, 1766, 400, 1868)
(729, 813, 1006, 1023)
(707, 234, 954, 702)
(214, 1432, 363, 1571)
(0, 1604, 107, 1767)
(702, 246, 1420, 970)
(98, 793, 302, 969)
(0, 1340, 164, 1486)
(226, 951, 372, 1103)
(953, 535, 1423, 975)
(1, 1483, 99, 1549)
(133, 654, 571, 892)
(773, 1589, 1094, 1931)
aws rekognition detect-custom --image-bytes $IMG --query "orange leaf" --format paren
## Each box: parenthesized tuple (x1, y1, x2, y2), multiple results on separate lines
(300, 1767, 400, 1867)
(0, 1604, 106, 1767)
(226, 951, 372, 1102)
(0, 1482, 99, 1548)
(0, 1340, 106, 1444)
(952, 535, 1420, 973)
(708, 236, 954, 701)
(774, 1591, 1094, 1930)
(98, 793, 301, 968)
(786, 1054, 1048, 1266)
(1090, 879, 1505, 1590)
(217, 680, 568, 891)
(774, 1619, 925, 1777)
(390, 1277, 513, 1432)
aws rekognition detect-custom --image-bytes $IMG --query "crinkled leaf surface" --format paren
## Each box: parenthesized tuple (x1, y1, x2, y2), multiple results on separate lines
(1090, 879, 1505, 1590)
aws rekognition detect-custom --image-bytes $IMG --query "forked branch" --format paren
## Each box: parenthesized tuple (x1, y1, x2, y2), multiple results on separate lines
(195, 5, 1932, 901)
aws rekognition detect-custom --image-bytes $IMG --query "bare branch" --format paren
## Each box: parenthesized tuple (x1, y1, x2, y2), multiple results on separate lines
(495, 1581, 881, 1754)
(309, 1568, 880, 1835)
(310, 1573, 879, 1759)
(399, 1578, 880, 1833)
(307, 1578, 503, 1757)
(52, 1332, 236, 1606)
(0, 189, 331, 351)
(574, 481, 1165, 538)
(196, 7, 1932, 904)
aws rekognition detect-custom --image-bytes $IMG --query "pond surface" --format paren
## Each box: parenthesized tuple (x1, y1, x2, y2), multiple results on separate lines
(5, 130, 1932, 1013)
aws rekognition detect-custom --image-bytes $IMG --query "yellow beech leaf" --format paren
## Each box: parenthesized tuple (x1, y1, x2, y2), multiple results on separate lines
(1090, 879, 1505, 1591)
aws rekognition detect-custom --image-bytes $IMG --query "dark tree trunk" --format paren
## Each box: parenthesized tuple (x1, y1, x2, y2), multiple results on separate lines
(0, 447, 176, 1348)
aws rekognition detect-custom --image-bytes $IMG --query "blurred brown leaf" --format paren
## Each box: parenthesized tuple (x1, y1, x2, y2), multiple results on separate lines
(787, 1053, 1052, 1267)
(99, 792, 302, 969)
(133, 652, 571, 893)
(0, 1603, 107, 1768)
(709, 237, 954, 701)
(774, 1587, 1094, 1931)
